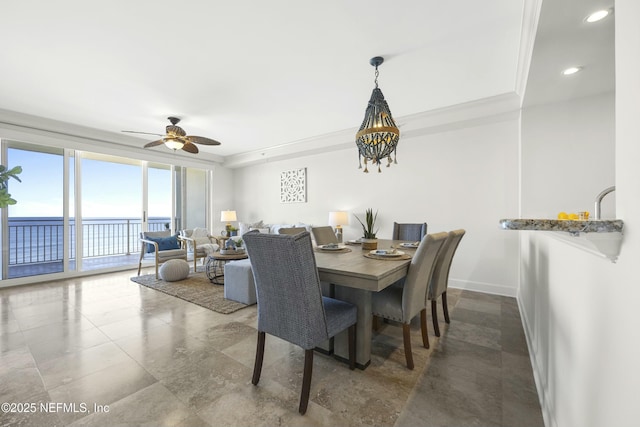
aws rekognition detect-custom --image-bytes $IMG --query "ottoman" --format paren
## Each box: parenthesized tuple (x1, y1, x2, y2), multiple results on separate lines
(223, 259, 256, 305)
(159, 259, 190, 282)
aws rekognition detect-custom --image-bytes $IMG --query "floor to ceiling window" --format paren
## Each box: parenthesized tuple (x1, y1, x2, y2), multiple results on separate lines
(147, 163, 173, 232)
(2, 143, 67, 278)
(79, 153, 144, 272)
(0, 139, 210, 284)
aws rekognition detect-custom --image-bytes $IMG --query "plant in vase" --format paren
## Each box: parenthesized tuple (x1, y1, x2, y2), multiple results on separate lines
(355, 208, 379, 250)
(0, 165, 23, 208)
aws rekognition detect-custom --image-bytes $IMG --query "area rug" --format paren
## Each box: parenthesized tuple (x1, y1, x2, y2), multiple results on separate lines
(130, 269, 249, 314)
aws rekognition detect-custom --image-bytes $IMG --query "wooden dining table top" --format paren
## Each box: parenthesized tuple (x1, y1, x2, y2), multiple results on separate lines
(313, 239, 416, 292)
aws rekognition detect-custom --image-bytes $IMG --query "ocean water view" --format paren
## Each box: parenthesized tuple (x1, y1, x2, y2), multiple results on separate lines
(6, 217, 170, 266)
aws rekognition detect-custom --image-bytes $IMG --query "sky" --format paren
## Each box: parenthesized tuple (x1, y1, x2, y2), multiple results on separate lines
(6, 148, 172, 218)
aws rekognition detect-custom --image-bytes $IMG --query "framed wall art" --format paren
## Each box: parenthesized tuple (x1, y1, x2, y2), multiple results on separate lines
(280, 168, 307, 203)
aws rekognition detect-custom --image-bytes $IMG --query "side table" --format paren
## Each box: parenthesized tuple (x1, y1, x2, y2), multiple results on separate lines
(205, 251, 249, 285)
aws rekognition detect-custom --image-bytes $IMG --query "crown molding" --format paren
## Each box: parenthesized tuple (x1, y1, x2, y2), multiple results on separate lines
(1, 89, 523, 171)
(222, 92, 522, 169)
(516, 0, 544, 102)
(0, 108, 224, 168)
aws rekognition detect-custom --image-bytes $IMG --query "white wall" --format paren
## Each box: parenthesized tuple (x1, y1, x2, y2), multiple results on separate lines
(518, 1, 640, 425)
(521, 93, 616, 219)
(229, 113, 521, 296)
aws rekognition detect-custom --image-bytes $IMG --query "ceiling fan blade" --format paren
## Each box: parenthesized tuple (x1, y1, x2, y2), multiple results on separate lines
(187, 135, 222, 146)
(143, 139, 166, 148)
(181, 142, 199, 154)
(122, 130, 166, 137)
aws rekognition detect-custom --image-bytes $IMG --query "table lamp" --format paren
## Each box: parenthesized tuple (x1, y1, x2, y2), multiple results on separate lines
(221, 210, 237, 234)
(328, 211, 349, 243)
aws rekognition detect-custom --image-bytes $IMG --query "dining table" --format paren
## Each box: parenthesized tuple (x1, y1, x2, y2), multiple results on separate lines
(314, 239, 417, 369)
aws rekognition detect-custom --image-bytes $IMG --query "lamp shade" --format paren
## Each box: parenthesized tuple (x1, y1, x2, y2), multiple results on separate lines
(220, 210, 237, 222)
(328, 211, 349, 227)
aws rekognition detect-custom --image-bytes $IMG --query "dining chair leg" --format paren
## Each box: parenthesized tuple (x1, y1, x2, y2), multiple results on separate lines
(402, 324, 414, 370)
(431, 300, 441, 337)
(299, 349, 314, 415)
(252, 331, 266, 386)
(420, 309, 430, 349)
(442, 291, 451, 324)
(348, 324, 356, 370)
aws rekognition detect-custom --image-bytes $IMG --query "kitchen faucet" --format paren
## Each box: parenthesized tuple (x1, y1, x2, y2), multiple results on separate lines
(594, 186, 615, 220)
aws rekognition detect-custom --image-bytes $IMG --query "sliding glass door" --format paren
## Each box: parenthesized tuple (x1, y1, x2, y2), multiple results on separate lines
(79, 153, 143, 272)
(0, 139, 210, 283)
(147, 163, 173, 232)
(2, 143, 67, 278)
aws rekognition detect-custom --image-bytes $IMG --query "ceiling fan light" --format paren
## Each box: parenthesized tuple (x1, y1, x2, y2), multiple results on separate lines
(164, 138, 184, 150)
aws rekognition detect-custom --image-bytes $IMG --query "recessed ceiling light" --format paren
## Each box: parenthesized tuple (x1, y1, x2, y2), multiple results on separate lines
(586, 9, 611, 23)
(562, 67, 582, 76)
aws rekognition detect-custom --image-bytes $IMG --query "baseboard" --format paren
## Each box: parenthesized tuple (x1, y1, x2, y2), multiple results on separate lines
(449, 278, 518, 297)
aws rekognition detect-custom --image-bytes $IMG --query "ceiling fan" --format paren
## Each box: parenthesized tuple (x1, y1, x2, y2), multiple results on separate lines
(122, 116, 221, 154)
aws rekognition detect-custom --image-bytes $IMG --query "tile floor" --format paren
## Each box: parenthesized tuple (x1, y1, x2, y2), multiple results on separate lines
(0, 269, 544, 426)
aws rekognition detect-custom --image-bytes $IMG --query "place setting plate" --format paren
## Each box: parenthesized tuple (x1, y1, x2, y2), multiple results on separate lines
(319, 244, 344, 251)
(399, 242, 419, 248)
(370, 249, 404, 257)
(364, 249, 412, 260)
(315, 244, 352, 253)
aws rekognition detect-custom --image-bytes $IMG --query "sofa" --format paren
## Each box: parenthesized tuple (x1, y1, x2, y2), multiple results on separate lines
(236, 220, 313, 237)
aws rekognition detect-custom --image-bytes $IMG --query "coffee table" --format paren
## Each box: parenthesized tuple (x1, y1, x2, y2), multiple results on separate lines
(205, 251, 248, 285)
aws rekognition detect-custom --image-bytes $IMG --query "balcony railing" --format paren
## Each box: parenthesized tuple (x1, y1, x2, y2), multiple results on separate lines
(7, 217, 171, 266)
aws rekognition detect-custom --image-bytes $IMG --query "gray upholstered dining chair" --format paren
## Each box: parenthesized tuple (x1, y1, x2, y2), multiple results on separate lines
(427, 229, 466, 337)
(242, 231, 357, 415)
(392, 222, 428, 242)
(311, 226, 339, 246)
(278, 227, 307, 235)
(371, 232, 448, 369)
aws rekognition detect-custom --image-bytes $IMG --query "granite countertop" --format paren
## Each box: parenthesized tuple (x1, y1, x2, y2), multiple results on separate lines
(499, 218, 624, 234)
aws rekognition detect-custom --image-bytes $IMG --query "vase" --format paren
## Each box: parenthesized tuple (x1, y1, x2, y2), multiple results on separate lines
(361, 238, 378, 250)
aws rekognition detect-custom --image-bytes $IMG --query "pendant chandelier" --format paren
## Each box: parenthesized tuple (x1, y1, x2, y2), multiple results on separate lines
(355, 56, 400, 173)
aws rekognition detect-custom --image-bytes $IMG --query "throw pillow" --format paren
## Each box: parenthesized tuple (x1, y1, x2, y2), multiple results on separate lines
(269, 224, 292, 234)
(194, 236, 212, 246)
(146, 234, 180, 253)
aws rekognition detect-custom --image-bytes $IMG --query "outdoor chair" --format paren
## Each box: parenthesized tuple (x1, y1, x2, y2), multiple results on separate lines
(179, 227, 220, 271)
(427, 229, 466, 336)
(392, 222, 428, 242)
(243, 231, 357, 415)
(137, 230, 187, 278)
(371, 232, 448, 369)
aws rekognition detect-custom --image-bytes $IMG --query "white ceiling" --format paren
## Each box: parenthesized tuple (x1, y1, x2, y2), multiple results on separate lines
(524, 0, 614, 107)
(0, 0, 614, 159)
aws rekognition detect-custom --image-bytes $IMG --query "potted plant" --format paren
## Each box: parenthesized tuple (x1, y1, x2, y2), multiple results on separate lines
(355, 208, 379, 250)
(0, 165, 22, 208)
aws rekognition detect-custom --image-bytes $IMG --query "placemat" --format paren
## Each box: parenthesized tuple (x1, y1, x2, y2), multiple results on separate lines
(314, 247, 352, 254)
(364, 253, 412, 261)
